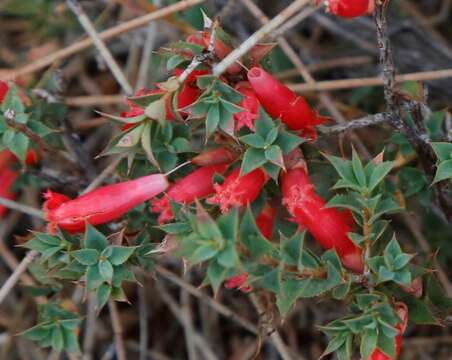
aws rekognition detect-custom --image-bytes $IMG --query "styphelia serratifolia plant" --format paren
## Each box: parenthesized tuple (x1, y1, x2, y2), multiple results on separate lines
(1, 5, 448, 359)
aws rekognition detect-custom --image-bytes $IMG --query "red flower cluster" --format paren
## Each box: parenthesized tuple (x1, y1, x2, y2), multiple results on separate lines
(44, 174, 168, 234)
(370, 302, 408, 360)
(151, 164, 228, 223)
(318, 0, 375, 18)
(247, 67, 327, 140)
(282, 167, 363, 273)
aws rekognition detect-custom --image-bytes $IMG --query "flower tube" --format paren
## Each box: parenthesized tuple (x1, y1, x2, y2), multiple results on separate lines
(282, 167, 363, 273)
(44, 174, 169, 234)
(247, 67, 326, 139)
(150, 164, 228, 223)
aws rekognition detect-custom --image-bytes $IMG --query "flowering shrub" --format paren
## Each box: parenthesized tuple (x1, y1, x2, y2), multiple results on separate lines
(1, 3, 451, 359)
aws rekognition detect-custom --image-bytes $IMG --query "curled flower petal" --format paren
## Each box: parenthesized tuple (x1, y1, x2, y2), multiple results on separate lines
(208, 168, 267, 213)
(234, 82, 259, 131)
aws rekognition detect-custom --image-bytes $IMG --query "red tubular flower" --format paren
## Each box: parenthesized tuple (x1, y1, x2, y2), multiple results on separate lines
(247, 67, 326, 139)
(208, 168, 268, 213)
(0, 81, 9, 103)
(150, 164, 228, 223)
(234, 82, 260, 131)
(0, 168, 18, 217)
(370, 302, 408, 360)
(320, 0, 375, 18)
(281, 167, 363, 273)
(256, 203, 276, 239)
(191, 147, 238, 167)
(225, 272, 252, 293)
(43, 174, 169, 234)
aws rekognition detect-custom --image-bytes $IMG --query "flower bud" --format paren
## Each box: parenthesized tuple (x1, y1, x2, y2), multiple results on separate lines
(233, 82, 260, 131)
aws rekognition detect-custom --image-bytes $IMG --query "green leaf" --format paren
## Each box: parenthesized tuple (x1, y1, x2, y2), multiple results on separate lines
(117, 123, 144, 147)
(352, 149, 366, 187)
(432, 142, 452, 162)
(326, 155, 357, 185)
(99, 260, 114, 281)
(158, 222, 192, 234)
(108, 246, 136, 265)
(206, 103, 220, 138)
(239, 133, 266, 148)
(255, 109, 275, 137)
(274, 129, 303, 153)
(167, 54, 186, 70)
(320, 334, 347, 358)
(326, 194, 362, 215)
(433, 159, 452, 183)
(96, 283, 111, 311)
(240, 148, 267, 176)
(368, 161, 394, 192)
(360, 329, 378, 360)
(191, 244, 218, 264)
(145, 97, 167, 125)
(7, 131, 29, 162)
(50, 326, 64, 351)
(62, 327, 81, 354)
(195, 202, 224, 244)
(265, 145, 285, 169)
(240, 207, 276, 259)
(84, 224, 108, 251)
(22, 322, 52, 342)
(71, 249, 99, 266)
(86, 265, 104, 290)
(141, 121, 160, 170)
(207, 260, 230, 295)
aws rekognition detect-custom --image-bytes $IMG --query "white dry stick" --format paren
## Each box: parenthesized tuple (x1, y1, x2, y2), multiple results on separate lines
(66, 0, 133, 94)
(0, 250, 38, 305)
(212, 0, 312, 76)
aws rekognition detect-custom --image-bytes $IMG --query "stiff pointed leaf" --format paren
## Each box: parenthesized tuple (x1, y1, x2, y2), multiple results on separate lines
(265, 145, 285, 169)
(240, 133, 266, 148)
(207, 260, 230, 295)
(360, 329, 378, 360)
(206, 103, 220, 138)
(108, 246, 136, 265)
(145, 97, 167, 125)
(433, 159, 452, 183)
(368, 161, 394, 192)
(274, 129, 303, 153)
(86, 265, 104, 290)
(99, 260, 114, 281)
(352, 149, 366, 187)
(95, 110, 145, 124)
(240, 148, 267, 176)
(96, 283, 111, 311)
(117, 124, 144, 147)
(71, 249, 99, 266)
(141, 122, 160, 170)
(432, 142, 452, 162)
(51, 326, 64, 351)
(84, 225, 108, 251)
